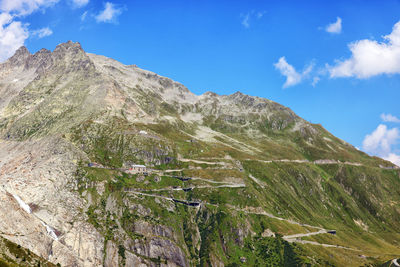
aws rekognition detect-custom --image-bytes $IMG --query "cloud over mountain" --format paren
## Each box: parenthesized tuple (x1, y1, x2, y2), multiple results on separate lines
(329, 21, 400, 78)
(0, 13, 28, 62)
(325, 17, 342, 34)
(274, 57, 313, 88)
(95, 2, 123, 23)
(363, 124, 400, 166)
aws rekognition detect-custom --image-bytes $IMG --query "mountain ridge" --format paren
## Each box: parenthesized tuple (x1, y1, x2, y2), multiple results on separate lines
(0, 41, 399, 266)
(0, 41, 384, 158)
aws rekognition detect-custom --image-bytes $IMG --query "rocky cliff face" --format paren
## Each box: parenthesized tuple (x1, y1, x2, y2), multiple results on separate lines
(0, 42, 399, 267)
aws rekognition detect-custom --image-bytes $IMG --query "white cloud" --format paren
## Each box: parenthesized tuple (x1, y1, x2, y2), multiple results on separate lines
(241, 13, 250, 28)
(0, 0, 59, 16)
(95, 2, 122, 23)
(241, 10, 265, 28)
(0, 0, 59, 62)
(363, 124, 399, 155)
(302, 63, 313, 76)
(256, 11, 266, 19)
(311, 76, 320, 87)
(328, 21, 400, 78)
(362, 124, 400, 166)
(32, 26, 52, 38)
(381, 113, 400, 123)
(0, 12, 29, 62)
(325, 17, 342, 34)
(274, 57, 314, 88)
(80, 10, 87, 21)
(71, 0, 89, 8)
(385, 153, 400, 166)
(274, 57, 301, 88)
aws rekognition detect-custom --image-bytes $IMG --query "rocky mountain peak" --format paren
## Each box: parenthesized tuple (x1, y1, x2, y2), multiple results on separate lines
(231, 91, 244, 97)
(2, 41, 89, 75)
(53, 41, 84, 55)
(227, 90, 260, 108)
(47, 41, 94, 73)
(7, 46, 31, 66)
(52, 41, 87, 62)
(202, 91, 218, 97)
(35, 48, 52, 55)
(25, 48, 52, 71)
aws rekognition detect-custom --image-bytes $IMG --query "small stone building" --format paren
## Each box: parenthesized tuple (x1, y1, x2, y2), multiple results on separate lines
(127, 164, 147, 174)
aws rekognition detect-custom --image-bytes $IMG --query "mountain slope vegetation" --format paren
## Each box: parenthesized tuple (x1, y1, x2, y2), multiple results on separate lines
(0, 41, 399, 266)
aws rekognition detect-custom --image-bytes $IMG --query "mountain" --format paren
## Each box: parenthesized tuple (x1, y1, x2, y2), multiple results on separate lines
(0, 41, 399, 266)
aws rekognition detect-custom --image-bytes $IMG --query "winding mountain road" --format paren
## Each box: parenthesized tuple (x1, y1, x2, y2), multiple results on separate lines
(283, 229, 328, 239)
(176, 157, 399, 170)
(177, 158, 228, 166)
(124, 162, 370, 251)
(126, 191, 211, 207)
(285, 239, 359, 250)
(127, 183, 246, 193)
(125, 187, 357, 250)
(280, 230, 358, 250)
(232, 207, 324, 231)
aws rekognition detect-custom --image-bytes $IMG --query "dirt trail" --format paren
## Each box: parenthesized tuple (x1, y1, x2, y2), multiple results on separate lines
(246, 158, 365, 167)
(130, 183, 246, 192)
(188, 157, 374, 168)
(231, 207, 324, 231)
(126, 191, 211, 207)
(283, 229, 328, 239)
(178, 158, 228, 166)
(163, 174, 243, 185)
(190, 176, 242, 185)
(126, 191, 174, 201)
(285, 239, 359, 250)
(161, 169, 185, 173)
(248, 174, 266, 188)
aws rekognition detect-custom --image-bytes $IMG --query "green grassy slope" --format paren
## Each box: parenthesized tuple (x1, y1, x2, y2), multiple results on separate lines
(66, 115, 400, 266)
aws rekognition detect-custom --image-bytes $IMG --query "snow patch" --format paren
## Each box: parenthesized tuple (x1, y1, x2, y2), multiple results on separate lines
(12, 194, 31, 214)
(11, 193, 59, 241)
(40, 221, 58, 241)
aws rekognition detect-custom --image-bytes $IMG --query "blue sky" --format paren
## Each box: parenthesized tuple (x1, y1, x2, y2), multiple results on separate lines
(1, 0, 400, 165)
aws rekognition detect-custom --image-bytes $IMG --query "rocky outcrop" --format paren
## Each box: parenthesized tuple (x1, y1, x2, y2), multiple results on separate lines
(125, 237, 188, 267)
(0, 137, 103, 266)
(6, 46, 31, 67)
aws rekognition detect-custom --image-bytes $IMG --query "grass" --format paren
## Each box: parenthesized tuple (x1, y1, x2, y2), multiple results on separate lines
(66, 116, 400, 266)
(0, 236, 56, 267)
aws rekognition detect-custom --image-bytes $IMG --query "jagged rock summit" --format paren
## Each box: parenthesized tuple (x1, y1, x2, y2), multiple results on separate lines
(0, 42, 399, 266)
